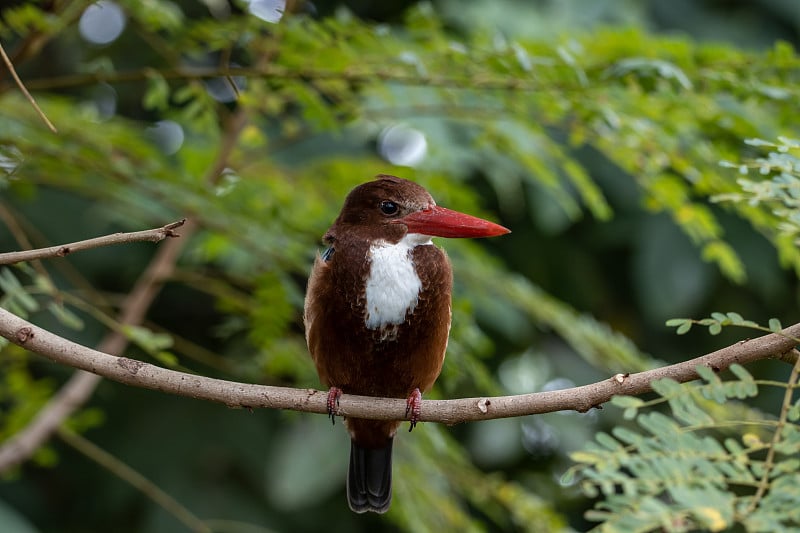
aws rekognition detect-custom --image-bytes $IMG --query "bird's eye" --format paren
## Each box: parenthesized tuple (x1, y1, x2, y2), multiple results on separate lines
(379, 200, 399, 216)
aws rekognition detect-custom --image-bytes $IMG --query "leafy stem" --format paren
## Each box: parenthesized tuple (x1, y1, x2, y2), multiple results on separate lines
(744, 349, 800, 515)
(667, 313, 789, 338)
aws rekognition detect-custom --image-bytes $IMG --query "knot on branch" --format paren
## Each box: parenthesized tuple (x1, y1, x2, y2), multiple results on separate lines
(612, 373, 630, 384)
(117, 357, 146, 375)
(477, 398, 491, 413)
(15, 326, 34, 343)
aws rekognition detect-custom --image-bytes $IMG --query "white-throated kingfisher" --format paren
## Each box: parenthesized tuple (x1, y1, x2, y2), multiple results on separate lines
(304, 175, 509, 513)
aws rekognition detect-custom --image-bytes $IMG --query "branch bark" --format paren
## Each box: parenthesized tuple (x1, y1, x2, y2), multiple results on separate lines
(0, 219, 186, 266)
(1, 305, 797, 425)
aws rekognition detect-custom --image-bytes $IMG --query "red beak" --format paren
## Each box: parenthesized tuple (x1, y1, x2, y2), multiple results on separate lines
(394, 206, 510, 238)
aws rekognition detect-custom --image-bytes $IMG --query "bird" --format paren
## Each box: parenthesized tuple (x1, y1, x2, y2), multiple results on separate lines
(303, 175, 509, 513)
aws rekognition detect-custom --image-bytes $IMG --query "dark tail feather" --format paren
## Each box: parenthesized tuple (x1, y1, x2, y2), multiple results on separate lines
(347, 438, 393, 513)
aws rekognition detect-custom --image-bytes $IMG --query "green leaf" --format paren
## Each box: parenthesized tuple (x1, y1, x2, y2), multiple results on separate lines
(143, 72, 170, 111)
(768, 318, 783, 332)
(668, 392, 714, 425)
(711, 312, 728, 323)
(637, 411, 681, 437)
(728, 364, 753, 382)
(610, 396, 645, 408)
(560, 468, 576, 486)
(153, 351, 179, 368)
(121, 325, 174, 355)
(650, 378, 682, 397)
(677, 321, 693, 335)
(580, 481, 599, 499)
(570, 450, 602, 465)
(611, 427, 644, 446)
(46, 302, 84, 330)
(788, 398, 800, 422)
(595, 432, 624, 452)
(708, 322, 722, 335)
(702, 241, 746, 284)
(725, 311, 744, 324)
(723, 437, 743, 455)
(695, 364, 720, 384)
(0, 268, 39, 316)
(611, 396, 645, 420)
(665, 318, 694, 335)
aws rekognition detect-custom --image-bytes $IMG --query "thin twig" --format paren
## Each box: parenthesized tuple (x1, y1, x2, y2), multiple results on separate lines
(58, 428, 211, 533)
(0, 219, 186, 265)
(0, 41, 57, 133)
(2, 305, 799, 425)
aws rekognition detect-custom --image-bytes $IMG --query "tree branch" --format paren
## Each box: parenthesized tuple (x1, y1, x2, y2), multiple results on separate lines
(1, 306, 797, 425)
(0, 219, 186, 266)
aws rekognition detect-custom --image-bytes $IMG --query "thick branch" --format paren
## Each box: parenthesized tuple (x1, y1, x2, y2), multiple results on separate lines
(1, 306, 797, 424)
(0, 219, 186, 266)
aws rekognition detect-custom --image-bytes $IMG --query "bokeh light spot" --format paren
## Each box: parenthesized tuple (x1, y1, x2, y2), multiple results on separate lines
(146, 120, 185, 155)
(377, 124, 428, 167)
(79, 1, 126, 45)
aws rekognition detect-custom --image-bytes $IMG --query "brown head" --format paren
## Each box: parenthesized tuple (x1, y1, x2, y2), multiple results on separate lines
(326, 174, 509, 244)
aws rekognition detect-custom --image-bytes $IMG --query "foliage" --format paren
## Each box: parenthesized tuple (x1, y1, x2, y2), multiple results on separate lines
(666, 312, 783, 336)
(0, 0, 799, 532)
(566, 361, 800, 532)
(714, 137, 800, 275)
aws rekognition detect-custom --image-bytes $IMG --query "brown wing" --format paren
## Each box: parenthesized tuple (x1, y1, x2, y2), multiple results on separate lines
(303, 237, 372, 391)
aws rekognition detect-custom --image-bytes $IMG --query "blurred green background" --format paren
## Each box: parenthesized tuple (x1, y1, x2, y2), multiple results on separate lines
(1, 0, 799, 531)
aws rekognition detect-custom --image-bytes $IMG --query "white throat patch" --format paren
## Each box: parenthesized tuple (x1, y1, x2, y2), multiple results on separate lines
(364, 233, 432, 333)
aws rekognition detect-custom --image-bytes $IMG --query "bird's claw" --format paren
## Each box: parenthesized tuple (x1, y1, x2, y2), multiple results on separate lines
(405, 388, 422, 432)
(327, 387, 342, 425)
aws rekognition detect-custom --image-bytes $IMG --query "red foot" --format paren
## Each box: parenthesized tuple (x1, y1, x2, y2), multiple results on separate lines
(327, 387, 342, 425)
(405, 388, 422, 432)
